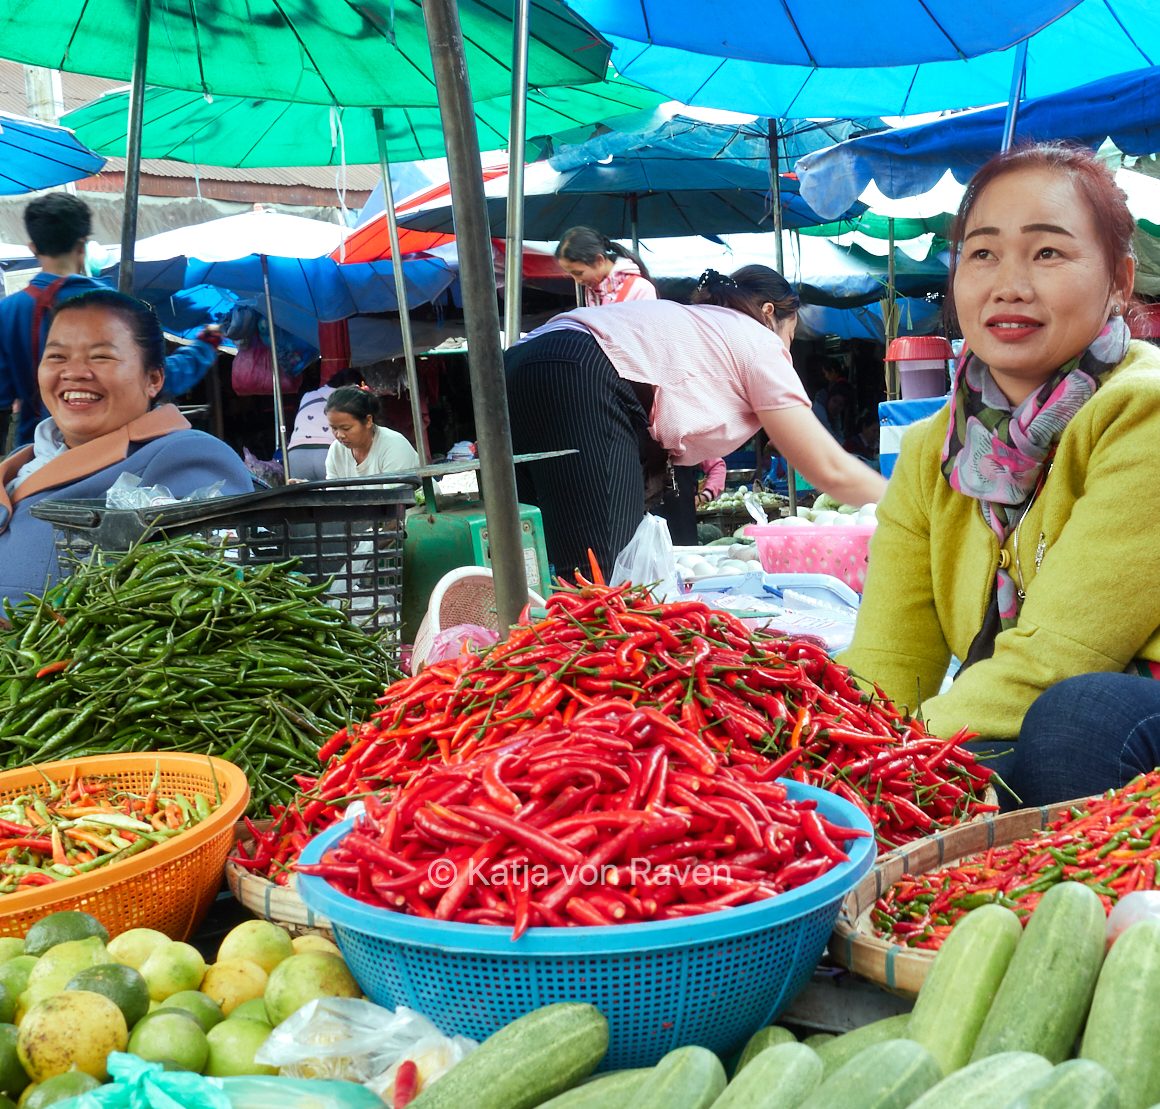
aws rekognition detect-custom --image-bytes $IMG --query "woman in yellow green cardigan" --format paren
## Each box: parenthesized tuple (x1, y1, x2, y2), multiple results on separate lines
(840, 142, 1160, 808)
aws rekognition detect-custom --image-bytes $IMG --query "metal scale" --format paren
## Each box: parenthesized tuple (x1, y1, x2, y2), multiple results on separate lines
(400, 451, 571, 641)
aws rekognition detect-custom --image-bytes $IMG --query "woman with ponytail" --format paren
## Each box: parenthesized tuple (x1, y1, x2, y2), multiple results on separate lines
(555, 226, 657, 307)
(505, 264, 886, 576)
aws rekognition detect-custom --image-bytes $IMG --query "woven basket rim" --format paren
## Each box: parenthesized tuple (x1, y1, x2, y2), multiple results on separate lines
(0, 753, 249, 922)
(227, 821, 331, 931)
(829, 799, 1077, 994)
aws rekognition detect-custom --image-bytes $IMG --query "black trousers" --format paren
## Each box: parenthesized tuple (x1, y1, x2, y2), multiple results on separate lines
(659, 465, 700, 546)
(505, 330, 650, 580)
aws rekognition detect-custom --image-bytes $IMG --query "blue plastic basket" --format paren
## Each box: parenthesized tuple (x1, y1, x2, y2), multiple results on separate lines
(297, 780, 875, 1069)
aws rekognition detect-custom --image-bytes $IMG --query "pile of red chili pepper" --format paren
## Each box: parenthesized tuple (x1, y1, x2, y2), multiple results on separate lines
(0, 763, 214, 893)
(871, 769, 1160, 949)
(234, 579, 995, 884)
(297, 701, 870, 937)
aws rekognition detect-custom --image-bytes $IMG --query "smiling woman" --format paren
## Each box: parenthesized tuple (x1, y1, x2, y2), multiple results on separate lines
(0, 290, 254, 608)
(839, 142, 1160, 808)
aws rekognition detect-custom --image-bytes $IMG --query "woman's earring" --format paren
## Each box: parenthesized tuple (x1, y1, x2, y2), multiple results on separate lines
(1112, 304, 1122, 316)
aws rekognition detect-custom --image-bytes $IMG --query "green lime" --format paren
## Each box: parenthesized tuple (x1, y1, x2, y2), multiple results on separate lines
(0, 1025, 29, 1100)
(66, 963, 150, 1028)
(127, 1010, 209, 1074)
(157, 990, 224, 1033)
(0, 987, 12, 1028)
(227, 998, 269, 1024)
(17, 1070, 100, 1108)
(0, 942, 25, 966)
(23, 913, 108, 959)
(204, 1018, 275, 1078)
(0, 1094, 14, 1109)
(0, 961, 36, 1006)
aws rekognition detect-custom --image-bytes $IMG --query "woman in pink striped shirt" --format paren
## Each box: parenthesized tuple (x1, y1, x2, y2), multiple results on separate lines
(505, 265, 886, 576)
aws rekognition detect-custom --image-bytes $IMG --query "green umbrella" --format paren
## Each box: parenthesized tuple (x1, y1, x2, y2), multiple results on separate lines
(0, 0, 610, 108)
(60, 76, 665, 167)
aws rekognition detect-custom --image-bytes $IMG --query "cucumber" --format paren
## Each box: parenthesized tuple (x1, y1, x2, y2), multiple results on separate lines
(908, 902, 1023, 1074)
(1081, 918, 1160, 1109)
(971, 882, 1106, 1065)
(714, 1042, 823, 1109)
(735, 1025, 798, 1073)
(634, 1046, 726, 1109)
(906, 1051, 1053, 1109)
(799, 1039, 941, 1109)
(408, 1003, 608, 1109)
(536, 1068, 651, 1108)
(813, 1013, 911, 1076)
(1009, 1059, 1120, 1109)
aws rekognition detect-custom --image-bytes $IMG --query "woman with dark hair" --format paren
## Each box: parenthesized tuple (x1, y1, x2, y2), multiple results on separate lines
(505, 264, 886, 575)
(555, 226, 657, 307)
(0, 289, 253, 606)
(840, 142, 1160, 806)
(324, 385, 419, 483)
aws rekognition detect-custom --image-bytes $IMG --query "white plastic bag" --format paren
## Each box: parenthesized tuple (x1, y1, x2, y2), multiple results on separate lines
(610, 513, 680, 601)
(105, 471, 226, 509)
(255, 997, 475, 1096)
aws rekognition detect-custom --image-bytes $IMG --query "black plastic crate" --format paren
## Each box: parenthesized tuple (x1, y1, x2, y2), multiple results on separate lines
(30, 477, 416, 634)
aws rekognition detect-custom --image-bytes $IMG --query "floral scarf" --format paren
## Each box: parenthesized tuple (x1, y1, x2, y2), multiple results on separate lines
(941, 315, 1130, 627)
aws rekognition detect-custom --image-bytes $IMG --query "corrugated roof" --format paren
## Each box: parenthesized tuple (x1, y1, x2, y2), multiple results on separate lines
(0, 60, 379, 192)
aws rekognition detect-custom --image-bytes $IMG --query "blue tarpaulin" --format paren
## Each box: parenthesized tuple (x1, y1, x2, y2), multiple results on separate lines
(0, 110, 105, 194)
(796, 65, 1160, 220)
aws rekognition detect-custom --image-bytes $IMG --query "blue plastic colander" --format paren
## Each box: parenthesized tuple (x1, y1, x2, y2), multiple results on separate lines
(297, 780, 875, 1069)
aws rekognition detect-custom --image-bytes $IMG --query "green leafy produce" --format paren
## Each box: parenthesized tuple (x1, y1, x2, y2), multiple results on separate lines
(0, 539, 400, 811)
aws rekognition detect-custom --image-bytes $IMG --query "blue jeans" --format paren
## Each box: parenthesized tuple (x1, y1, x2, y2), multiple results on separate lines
(996, 673, 1160, 809)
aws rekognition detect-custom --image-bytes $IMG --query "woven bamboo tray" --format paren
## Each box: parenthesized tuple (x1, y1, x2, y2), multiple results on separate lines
(828, 800, 1075, 997)
(225, 821, 333, 940)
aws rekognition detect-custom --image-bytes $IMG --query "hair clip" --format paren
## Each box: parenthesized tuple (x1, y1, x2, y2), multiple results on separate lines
(696, 268, 737, 290)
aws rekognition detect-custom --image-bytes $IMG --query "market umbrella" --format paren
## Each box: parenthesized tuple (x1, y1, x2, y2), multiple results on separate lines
(0, 109, 105, 194)
(60, 76, 665, 168)
(794, 65, 1160, 219)
(567, 0, 1076, 68)
(571, 0, 1160, 118)
(0, 0, 610, 110)
(133, 210, 350, 263)
(395, 133, 867, 243)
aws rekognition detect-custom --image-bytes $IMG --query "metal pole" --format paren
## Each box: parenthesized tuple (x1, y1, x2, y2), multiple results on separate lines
(1000, 40, 1029, 153)
(119, 0, 150, 294)
(630, 194, 639, 254)
(260, 255, 291, 483)
(768, 120, 796, 513)
(503, 0, 530, 348)
(373, 108, 428, 464)
(422, 0, 528, 631)
(885, 217, 900, 401)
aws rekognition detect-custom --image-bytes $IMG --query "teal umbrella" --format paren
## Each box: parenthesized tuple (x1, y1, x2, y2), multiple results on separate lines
(0, 0, 610, 108)
(60, 76, 665, 167)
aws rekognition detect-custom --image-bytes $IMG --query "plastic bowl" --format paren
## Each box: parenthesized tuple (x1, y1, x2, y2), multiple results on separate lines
(298, 780, 875, 1069)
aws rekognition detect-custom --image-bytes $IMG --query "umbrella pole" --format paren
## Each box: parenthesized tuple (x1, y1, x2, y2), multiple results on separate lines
(630, 194, 639, 254)
(372, 108, 428, 465)
(1000, 40, 1029, 153)
(886, 217, 899, 400)
(768, 120, 796, 514)
(260, 254, 291, 483)
(118, 0, 150, 294)
(502, 0, 530, 348)
(422, 0, 529, 632)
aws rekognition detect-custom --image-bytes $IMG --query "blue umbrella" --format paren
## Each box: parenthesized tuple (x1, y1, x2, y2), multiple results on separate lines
(566, 0, 1075, 68)
(398, 126, 865, 241)
(183, 254, 457, 345)
(0, 110, 105, 194)
(573, 0, 1160, 118)
(796, 65, 1160, 220)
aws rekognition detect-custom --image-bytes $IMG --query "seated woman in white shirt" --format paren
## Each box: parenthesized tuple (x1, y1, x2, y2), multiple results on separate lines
(324, 385, 420, 484)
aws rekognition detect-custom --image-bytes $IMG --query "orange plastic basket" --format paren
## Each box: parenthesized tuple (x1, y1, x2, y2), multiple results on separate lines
(0, 753, 249, 941)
